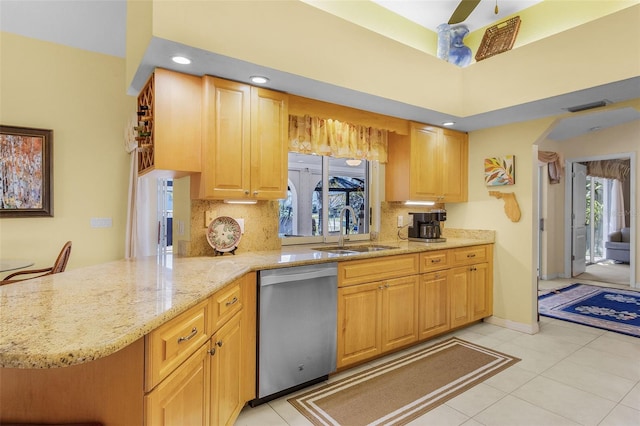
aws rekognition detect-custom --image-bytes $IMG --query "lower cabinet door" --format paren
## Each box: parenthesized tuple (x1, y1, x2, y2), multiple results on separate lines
(381, 275, 419, 352)
(145, 344, 210, 426)
(418, 271, 450, 340)
(211, 312, 243, 426)
(449, 266, 471, 328)
(337, 282, 382, 368)
(471, 262, 492, 321)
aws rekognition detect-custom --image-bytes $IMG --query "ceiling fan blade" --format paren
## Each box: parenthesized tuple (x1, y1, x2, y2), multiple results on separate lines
(448, 0, 482, 24)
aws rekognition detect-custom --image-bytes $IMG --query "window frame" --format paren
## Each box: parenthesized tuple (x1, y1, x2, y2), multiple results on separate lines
(280, 155, 381, 246)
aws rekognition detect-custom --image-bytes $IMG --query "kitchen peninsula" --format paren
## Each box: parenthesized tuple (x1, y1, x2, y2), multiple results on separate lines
(0, 230, 493, 425)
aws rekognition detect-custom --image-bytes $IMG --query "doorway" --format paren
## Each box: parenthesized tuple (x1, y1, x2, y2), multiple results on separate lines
(565, 154, 635, 288)
(157, 178, 173, 255)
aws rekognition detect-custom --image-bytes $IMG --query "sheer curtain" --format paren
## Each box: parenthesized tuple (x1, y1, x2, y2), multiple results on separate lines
(610, 179, 626, 233)
(125, 111, 160, 258)
(586, 159, 629, 233)
(124, 113, 138, 259)
(288, 115, 388, 162)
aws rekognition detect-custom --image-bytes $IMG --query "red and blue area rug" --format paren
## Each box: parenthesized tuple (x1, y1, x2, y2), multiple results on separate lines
(539, 284, 640, 338)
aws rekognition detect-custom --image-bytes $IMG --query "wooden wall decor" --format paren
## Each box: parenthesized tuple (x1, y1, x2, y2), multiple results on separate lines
(489, 191, 521, 222)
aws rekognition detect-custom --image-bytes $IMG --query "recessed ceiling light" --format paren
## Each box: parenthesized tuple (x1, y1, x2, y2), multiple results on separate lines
(442, 121, 455, 127)
(172, 56, 191, 65)
(250, 76, 269, 84)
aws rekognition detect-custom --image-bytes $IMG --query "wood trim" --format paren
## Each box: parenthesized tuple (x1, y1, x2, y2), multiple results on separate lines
(289, 94, 410, 135)
(0, 338, 145, 426)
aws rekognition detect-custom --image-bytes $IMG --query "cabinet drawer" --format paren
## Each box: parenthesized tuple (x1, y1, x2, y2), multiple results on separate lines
(145, 299, 210, 391)
(419, 250, 450, 272)
(451, 245, 489, 266)
(338, 254, 419, 287)
(211, 279, 243, 331)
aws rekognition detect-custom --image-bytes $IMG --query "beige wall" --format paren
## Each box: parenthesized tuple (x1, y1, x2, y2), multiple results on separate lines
(0, 33, 134, 271)
(446, 117, 555, 327)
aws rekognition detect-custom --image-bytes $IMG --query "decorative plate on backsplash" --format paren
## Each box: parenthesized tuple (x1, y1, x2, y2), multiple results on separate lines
(206, 216, 242, 252)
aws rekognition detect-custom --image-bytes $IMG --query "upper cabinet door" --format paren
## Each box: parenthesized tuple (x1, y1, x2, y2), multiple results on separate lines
(199, 76, 251, 200)
(250, 87, 289, 200)
(440, 129, 468, 203)
(409, 124, 441, 200)
(386, 122, 468, 203)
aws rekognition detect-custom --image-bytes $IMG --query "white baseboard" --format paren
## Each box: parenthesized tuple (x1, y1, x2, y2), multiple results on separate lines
(483, 315, 540, 335)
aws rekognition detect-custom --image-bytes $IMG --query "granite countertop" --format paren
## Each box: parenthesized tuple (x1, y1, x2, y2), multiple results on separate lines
(0, 230, 494, 369)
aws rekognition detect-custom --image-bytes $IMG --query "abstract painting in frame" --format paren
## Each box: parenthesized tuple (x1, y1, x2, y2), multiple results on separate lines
(484, 155, 515, 186)
(0, 125, 53, 217)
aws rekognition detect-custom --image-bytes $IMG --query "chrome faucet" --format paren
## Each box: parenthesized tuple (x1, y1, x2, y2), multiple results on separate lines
(338, 206, 357, 247)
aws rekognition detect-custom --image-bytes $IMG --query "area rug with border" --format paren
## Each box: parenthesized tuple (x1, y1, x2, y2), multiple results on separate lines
(539, 283, 640, 338)
(287, 337, 520, 426)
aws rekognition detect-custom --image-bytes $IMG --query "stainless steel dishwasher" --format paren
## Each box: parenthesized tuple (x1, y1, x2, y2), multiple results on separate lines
(252, 262, 338, 405)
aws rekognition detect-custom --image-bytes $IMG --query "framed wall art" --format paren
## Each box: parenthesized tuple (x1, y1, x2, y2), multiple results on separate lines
(0, 125, 53, 217)
(484, 155, 515, 186)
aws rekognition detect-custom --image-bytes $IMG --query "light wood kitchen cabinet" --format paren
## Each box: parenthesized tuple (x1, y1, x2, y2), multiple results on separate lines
(193, 76, 288, 200)
(386, 122, 468, 203)
(450, 245, 493, 328)
(145, 344, 210, 426)
(337, 276, 419, 368)
(418, 270, 450, 340)
(137, 68, 202, 177)
(337, 281, 382, 367)
(337, 254, 419, 368)
(210, 312, 243, 426)
(145, 299, 211, 391)
(381, 275, 419, 353)
(145, 274, 256, 426)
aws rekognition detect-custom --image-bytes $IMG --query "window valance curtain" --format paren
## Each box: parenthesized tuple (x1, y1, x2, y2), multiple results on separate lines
(538, 151, 564, 184)
(585, 159, 630, 181)
(288, 115, 388, 163)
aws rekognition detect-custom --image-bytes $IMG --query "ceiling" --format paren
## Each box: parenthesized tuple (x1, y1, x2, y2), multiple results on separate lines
(371, 0, 544, 32)
(1, 0, 639, 138)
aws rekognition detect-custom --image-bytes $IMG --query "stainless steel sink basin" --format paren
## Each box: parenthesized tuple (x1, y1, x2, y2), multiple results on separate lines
(313, 244, 398, 254)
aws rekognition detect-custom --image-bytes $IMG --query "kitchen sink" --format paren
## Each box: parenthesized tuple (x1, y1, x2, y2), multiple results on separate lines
(313, 244, 399, 254)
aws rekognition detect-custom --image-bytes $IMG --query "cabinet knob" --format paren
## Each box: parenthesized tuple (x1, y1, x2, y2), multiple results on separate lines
(216, 340, 223, 347)
(244, 190, 250, 195)
(253, 191, 258, 196)
(208, 348, 216, 356)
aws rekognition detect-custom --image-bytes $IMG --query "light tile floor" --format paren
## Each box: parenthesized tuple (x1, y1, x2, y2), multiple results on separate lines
(236, 277, 640, 426)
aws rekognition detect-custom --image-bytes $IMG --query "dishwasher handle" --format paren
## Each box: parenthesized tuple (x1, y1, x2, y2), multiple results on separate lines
(260, 267, 337, 287)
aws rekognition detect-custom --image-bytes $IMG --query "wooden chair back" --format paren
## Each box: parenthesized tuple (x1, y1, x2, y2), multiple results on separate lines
(0, 241, 72, 285)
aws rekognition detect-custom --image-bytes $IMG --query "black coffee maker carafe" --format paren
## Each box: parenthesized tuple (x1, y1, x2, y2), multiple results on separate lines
(408, 210, 446, 242)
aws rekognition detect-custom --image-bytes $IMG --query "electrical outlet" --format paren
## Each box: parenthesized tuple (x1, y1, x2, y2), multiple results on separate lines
(236, 218, 245, 234)
(205, 210, 217, 227)
(397, 215, 403, 227)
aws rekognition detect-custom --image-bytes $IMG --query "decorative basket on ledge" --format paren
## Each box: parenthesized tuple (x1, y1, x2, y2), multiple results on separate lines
(475, 16, 521, 62)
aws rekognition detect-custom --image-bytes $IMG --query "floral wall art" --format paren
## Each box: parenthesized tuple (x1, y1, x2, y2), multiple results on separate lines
(484, 155, 515, 186)
(0, 125, 53, 217)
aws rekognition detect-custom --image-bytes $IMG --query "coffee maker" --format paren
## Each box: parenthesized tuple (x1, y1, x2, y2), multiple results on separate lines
(408, 210, 446, 242)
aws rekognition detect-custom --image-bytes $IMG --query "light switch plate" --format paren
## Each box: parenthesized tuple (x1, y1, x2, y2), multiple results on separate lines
(90, 217, 112, 228)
